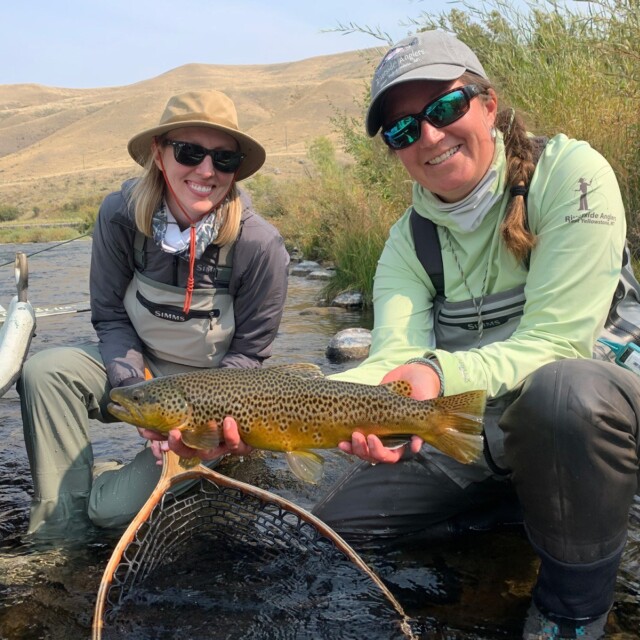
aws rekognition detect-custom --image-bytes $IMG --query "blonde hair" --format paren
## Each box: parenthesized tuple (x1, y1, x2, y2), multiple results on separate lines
(129, 140, 243, 246)
(460, 73, 537, 262)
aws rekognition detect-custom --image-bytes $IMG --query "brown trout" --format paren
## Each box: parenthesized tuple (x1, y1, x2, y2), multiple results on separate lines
(108, 363, 486, 483)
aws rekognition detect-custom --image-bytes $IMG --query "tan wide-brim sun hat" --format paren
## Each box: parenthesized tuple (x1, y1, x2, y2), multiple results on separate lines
(127, 90, 266, 181)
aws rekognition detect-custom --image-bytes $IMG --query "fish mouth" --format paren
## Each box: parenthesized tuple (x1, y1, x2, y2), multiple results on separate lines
(107, 400, 146, 426)
(108, 387, 147, 426)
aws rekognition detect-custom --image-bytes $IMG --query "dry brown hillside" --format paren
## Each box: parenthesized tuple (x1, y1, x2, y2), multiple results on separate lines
(0, 48, 381, 215)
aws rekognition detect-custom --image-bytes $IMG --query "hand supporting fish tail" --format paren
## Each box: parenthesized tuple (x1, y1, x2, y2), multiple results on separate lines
(336, 362, 446, 464)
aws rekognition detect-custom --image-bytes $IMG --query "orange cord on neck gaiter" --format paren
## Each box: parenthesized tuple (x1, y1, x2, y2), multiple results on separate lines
(157, 148, 237, 314)
(183, 224, 197, 312)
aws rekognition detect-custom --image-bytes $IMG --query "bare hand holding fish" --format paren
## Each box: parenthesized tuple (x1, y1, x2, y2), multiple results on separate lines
(148, 416, 254, 465)
(337, 361, 443, 464)
(108, 363, 486, 483)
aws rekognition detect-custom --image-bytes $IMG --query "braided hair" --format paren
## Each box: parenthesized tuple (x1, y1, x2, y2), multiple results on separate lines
(460, 72, 537, 261)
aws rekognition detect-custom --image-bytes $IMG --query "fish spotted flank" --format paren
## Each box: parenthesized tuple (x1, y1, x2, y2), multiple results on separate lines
(108, 363, 486, 483)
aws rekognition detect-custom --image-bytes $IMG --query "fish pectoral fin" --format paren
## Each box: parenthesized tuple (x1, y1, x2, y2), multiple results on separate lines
(285, 451, 324, 484)
(267, 363, 325, 379)
(380, 380, 413, 397)
(181, 421, 221, 451)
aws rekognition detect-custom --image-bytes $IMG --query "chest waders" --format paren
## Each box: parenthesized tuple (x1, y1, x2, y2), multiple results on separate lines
(411, 216, 526, 475)
(123, 231, 236, 375)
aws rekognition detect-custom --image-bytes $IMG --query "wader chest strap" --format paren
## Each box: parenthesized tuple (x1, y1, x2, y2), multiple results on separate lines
(135, 290, 221, 322)
(133, 229, 235, 287)
(134, 229, 147, 271)
(410, 213, 445, 297)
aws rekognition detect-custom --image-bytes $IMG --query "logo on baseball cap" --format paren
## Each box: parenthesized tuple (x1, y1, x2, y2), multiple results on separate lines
(366, 30, 488, 136)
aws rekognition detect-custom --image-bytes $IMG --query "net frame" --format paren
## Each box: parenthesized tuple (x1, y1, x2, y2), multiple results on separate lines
(92, 451, 416, 639)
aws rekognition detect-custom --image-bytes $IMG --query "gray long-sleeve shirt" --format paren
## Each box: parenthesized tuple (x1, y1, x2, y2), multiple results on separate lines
(90, 179, 289, 388)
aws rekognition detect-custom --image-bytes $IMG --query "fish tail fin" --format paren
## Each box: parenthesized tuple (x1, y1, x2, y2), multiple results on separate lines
(424, 390, 486, 465)
(436, 390, 486, 433)
(431, 430, 485, 465)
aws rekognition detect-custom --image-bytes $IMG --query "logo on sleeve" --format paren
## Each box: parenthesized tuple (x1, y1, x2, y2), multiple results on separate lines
(564, 177, 616, 226)
(577, 178, 592, 210)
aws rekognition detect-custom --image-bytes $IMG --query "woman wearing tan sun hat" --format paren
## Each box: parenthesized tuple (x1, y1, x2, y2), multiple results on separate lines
(18, 90, 289, 538)
(127, 90, 266, 180)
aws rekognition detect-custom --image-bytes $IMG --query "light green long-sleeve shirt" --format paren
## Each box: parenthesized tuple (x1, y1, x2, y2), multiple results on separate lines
(331, 134, 626, 397)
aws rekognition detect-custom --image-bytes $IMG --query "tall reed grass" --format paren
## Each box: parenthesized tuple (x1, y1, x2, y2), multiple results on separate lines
(248, 0, 640, 305)
(421, 0, 639, 237)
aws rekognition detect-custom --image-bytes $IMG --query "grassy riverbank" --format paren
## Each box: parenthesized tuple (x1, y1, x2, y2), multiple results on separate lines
(3, 1, 638, 306)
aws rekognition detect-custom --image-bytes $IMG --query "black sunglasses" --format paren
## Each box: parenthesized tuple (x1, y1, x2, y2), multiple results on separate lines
(163, 140, 245, 173)
(382, 84, 485, 150)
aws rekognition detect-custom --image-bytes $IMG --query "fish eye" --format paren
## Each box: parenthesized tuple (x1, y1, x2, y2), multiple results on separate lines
(132, 390, 142, 402)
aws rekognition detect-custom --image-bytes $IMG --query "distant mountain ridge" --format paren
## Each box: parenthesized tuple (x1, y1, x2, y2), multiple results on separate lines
(0, 48, 381, 213)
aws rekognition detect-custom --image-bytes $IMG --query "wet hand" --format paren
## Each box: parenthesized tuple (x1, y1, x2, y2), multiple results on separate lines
(159, 416, 253, 465)
(137, 427, 167, 462)
(381, 363, 441, 400)
(337, 363, 434, 464)
(201, 416, 253, 459)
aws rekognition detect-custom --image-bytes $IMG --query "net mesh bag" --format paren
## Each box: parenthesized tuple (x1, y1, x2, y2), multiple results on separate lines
(93, 453, 416, 639)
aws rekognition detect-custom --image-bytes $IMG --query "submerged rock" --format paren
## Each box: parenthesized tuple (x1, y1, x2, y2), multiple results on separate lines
(326, 327, 372, 363)
(290, 261, 321, 276)
(307, 269, 334, 281)
(331, 291, 364, 309)
(299, 306, 346, 316)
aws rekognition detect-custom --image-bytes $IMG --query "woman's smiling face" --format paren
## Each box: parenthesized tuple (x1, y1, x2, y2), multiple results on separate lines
(382, 79, 497, 202)
(154, 126, 238, 225)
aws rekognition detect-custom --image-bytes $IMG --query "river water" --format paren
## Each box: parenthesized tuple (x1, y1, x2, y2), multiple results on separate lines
(0, 240, 638, 639)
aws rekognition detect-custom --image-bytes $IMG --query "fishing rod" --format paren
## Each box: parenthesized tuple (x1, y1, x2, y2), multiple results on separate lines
(0, 232, 92, 269)
(0, 234, 93, 321)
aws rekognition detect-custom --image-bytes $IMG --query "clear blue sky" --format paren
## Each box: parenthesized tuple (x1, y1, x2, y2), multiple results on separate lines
(1, 0, 447, 89)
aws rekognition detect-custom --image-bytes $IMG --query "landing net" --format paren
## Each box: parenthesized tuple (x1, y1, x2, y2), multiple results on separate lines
(92, 453, 416, 639)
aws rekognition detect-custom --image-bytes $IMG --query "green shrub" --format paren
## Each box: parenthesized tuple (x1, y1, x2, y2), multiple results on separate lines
(245, 174, 287, 218)
(0, 205, 21, 222)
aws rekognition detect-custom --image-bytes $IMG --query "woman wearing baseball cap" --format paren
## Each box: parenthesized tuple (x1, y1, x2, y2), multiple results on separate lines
(19, 90, 289, 537)
(308, 31, 638, 639)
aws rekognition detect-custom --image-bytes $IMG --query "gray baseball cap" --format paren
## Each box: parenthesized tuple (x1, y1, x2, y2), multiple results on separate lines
(366, 30, 488, 136)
